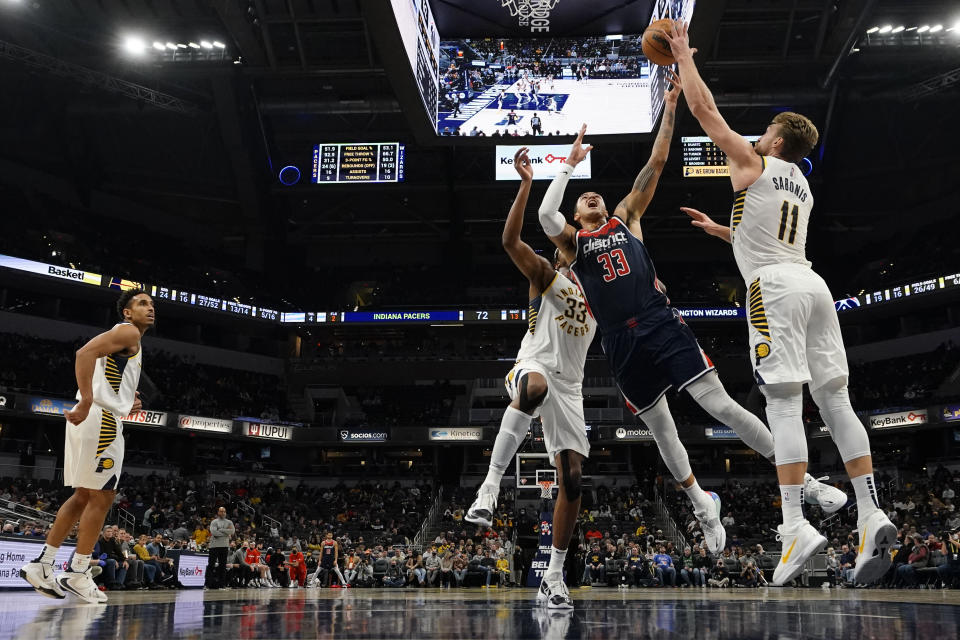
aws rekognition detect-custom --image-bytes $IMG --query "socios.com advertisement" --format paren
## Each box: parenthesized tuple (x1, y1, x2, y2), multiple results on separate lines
(495, 144, 592, 181)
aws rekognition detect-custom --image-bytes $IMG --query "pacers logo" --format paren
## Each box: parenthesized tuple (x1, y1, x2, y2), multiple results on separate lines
(95, 457, 115, 473)
(755, 342, 771, 365)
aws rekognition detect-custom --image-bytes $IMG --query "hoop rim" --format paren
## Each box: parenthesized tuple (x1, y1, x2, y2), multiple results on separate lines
(537, 480, 555, 498)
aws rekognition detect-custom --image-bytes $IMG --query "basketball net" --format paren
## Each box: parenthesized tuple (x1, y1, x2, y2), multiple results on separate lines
(538, 480, 555, 500)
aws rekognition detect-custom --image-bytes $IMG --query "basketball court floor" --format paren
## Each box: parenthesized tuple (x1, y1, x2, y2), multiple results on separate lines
(2, 587, 958, 639)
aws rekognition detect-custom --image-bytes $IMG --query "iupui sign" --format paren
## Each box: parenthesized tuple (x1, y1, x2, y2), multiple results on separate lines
(868, 409, 928, 430)
(178, 415, 233, 434)
(245, 422, 293, 441)
(121, 410, 168, 427)
(429, 428, 482, 441)
(339, 429, 389, 442)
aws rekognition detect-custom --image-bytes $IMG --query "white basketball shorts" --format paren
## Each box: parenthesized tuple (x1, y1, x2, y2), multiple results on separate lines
(63, 404, 124, 491)
(746, 263, 849, 391)
(505, 360, 590, 465)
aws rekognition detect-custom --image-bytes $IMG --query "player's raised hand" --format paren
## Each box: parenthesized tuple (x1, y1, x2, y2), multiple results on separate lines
(681, 207, 725, 237)
(513, 147, 533, 181)
(566, 124, 593, 167)
(132, 391, 143, 413)
(664, 70, 683, 107)
(664, 21, 697, 61)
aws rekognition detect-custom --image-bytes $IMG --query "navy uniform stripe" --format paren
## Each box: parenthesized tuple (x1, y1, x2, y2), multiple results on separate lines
(748, 278, 770, 339)
(96, 410, 118, 456)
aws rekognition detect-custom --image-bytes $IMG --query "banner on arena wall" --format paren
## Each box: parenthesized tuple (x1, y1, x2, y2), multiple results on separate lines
(122, 410, 169, 427)
(704, 425, 740, 440)
(612, 426, 655, 441)
(171, 551, 208, 587)
(810, 424, 832, 438)
(338, 429, 389, 442)
(428, 428, 482, 441)
(0, 538, 76, 586)
(0, 254, 103, 287)
(244, 422, 293, 441)
(177, 415, 234, 434)
(676, 307, 745, 320)
(495, 145, 592, 181)
(526, 511, 555, 587)
(941, 405, 960, 423)
(28, 396, 75, 416)
(868, 409, 928, 430)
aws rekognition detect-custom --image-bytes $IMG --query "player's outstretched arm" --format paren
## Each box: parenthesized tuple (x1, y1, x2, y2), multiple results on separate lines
(503, 147, 555, 292)
(680, 207, 731, 244)
(614, 72, 681, 228)
(538, 124, 588, 261)
(64, 323, 141, 425)
(665, 23, 762, 191)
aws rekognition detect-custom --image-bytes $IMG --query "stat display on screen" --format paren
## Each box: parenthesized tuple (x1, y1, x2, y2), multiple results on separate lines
(310, 143, 405, 184)
(681, 135, 760, 177)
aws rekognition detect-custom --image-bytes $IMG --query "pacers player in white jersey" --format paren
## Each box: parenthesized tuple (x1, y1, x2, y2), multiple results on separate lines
(667, 22, 897, 586)
(466, 148, 593, 609)
(21, 289, 153, 603)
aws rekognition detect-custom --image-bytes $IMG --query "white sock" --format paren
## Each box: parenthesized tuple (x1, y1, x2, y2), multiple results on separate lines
(780, 485, 805, 529)
(37, 544, 59, 565)
(70, 553, 91, 573)
(545, 546, 567, 580)
(851, 473, 880, 519)
(683, 480, 714, 516)
(482, 406, 533, 493)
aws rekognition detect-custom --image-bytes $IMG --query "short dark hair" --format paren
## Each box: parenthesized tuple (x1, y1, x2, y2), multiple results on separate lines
(117, 288, 147, 320)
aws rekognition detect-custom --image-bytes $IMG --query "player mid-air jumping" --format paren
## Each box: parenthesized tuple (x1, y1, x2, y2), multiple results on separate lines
(466, 147, 594, 609)
(665, 21, 897, 586)
(535, 75, 845, 555)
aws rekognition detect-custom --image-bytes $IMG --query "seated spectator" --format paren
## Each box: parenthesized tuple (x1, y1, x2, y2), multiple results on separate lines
(384, 558, 405, 587)
(653, 545, 676, 587)
(708, 559, 730, 588)
(133, 534, 160, 587)
(453, 552, 468, 587)
(495, 554, 510, 587)
(406, 553, 426, 587)
(582, 545, 605, 585)
(825, 547, 840, 588)
(679, 546, 701, 587)
(839, 543, 858, 586)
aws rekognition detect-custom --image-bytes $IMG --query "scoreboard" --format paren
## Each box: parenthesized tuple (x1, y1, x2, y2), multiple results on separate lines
(681, 135, 759, 177)
(311, 142, 405, 184)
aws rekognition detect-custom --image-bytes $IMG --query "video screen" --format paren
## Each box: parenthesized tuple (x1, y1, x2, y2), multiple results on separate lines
(390, 0, 440, 128)
(435, 0, 696, 137)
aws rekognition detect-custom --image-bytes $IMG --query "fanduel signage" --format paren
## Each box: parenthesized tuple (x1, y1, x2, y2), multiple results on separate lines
(178, 415, 233, 434)
(339, 429, 389, 442)
(122, 410, 168, 427)
(704, 426, 739, 440)
(429, 428, 482, 441)
(499, 0, 561, 33)
(245, 422, 293, 441)
(868, 409, 928, 430)
(614, 426, 655, 441)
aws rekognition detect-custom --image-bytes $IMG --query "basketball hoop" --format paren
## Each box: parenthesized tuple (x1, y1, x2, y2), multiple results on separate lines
(538, 480, 555, 499)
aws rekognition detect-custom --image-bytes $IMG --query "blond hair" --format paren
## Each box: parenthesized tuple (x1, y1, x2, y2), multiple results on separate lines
(771, 112, 819, 162)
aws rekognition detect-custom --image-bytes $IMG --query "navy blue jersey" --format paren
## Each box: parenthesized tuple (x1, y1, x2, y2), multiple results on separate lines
(570, 216, 671, 333)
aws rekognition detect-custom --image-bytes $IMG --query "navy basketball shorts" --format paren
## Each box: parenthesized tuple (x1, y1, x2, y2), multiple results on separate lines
(601, 311, 715, 415)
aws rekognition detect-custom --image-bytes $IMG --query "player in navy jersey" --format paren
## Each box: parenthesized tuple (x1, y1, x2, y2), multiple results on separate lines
(535, 77, 845, 552)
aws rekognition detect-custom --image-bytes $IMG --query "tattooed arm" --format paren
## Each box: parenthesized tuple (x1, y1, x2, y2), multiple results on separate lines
(614, 72, 681, 239)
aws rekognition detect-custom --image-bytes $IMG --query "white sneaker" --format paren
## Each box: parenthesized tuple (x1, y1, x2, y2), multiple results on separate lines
(852, 509, 897, 585)
(772, 521, 827, 586)
(804, 474, 848, 514)
(20, 562, 65, 599)
(536, 576, 574, 609)
(288, 582, 298, 588)
(694, 507, 726, 555)
(465, 487, 498, 529)
(55, 569, 105, 604)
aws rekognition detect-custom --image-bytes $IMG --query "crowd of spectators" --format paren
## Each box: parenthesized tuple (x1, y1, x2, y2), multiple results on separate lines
(849, 343, 957, 411)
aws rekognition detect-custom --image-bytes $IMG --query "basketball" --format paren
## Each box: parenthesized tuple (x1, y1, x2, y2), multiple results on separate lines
(705, 491, 722, 518)
(642, 18, 676, 66)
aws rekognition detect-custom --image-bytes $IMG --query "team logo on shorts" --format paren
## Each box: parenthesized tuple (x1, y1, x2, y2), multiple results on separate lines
(755, 343, 771, 364)
(95, 457, 115, 473)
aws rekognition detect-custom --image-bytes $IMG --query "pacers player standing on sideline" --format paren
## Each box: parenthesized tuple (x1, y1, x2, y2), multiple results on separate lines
(21, 289, 152, 603)
(466, 147, 593, 610)
(535, 79, 845, 556)
(666, 22, 896, 586)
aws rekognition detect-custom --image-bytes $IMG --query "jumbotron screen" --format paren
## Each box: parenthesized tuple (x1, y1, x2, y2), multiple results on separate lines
(432, 0, 696, 136)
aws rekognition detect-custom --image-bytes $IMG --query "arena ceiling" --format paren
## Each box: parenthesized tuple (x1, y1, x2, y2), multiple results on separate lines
(0, 0, 957, 272)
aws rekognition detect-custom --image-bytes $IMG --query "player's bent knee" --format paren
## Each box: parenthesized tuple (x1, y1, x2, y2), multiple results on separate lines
(517, 372, 548, 413)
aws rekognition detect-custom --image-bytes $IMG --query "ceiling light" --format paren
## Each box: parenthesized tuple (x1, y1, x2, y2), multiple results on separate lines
(866, 26, 879, 34)
(918, 25, 930, 33)
(213, 41, 226, 49)
(166, 42, 177, 50)
(152, 41, 165, 51)
(906, 27, 917, 31)
(188, 42, 200, 48)
(124, 36, 146, 55)
(200, 40, 213, 49)
(891, 26, 904, 33)
(176, 43, 187, 49)
(878, 25, 893, 34)
(930, 24, 943, 33)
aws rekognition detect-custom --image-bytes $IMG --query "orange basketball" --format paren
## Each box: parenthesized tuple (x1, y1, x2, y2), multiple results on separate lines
(642, 18, 676, 66)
